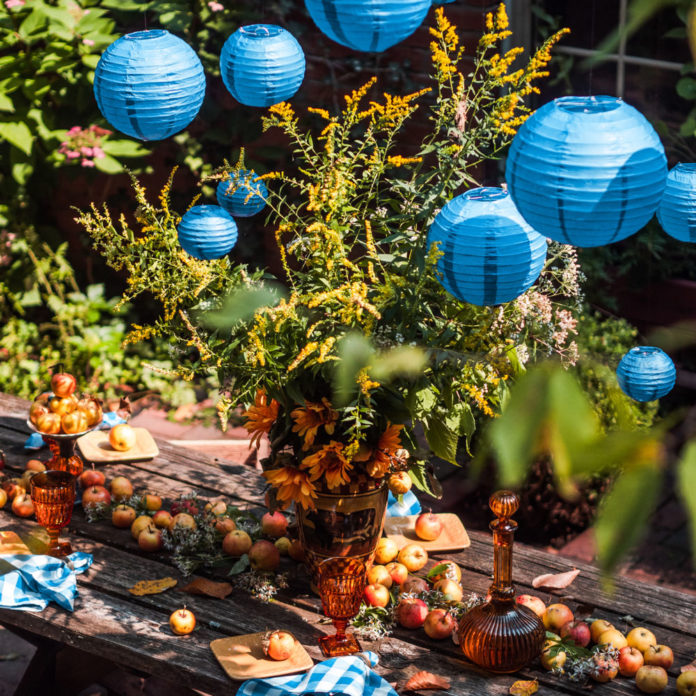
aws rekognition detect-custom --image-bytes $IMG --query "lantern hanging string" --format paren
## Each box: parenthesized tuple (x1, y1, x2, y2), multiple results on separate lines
(588, 0, 596, 95)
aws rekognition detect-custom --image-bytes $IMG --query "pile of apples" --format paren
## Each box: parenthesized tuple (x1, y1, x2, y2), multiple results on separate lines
(0, 458, 50, 519)
(518, 595, 686, 693)
(29, 370, 102, 435)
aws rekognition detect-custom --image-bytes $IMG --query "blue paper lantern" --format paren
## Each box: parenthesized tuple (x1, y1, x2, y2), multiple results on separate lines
(427, 187, 548, 306)
(304, 0, 431, 52)
(657, 163, 696, 242)
(94, 30, 205, 141)
(220, 25, 305, 107)
(616, 346, 676, 402)
(177, 205, 238, 260)
(506, 95, 667, 248)
(216, 170, 268, 218)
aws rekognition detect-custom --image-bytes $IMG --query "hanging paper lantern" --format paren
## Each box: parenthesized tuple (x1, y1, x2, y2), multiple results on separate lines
(506, 95, 667, 248)
(94, 30, 205, 141)
(616, 346, 676, 402)
(216, 170, 268, 218)
(304, 0, 431, 52)
(220, 25, 305, 108)
(427, 187, 548, 306)
(657, 163, 696, 242)
(177, 205, 238, 260)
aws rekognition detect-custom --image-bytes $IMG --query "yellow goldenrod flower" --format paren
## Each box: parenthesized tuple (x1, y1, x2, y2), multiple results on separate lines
(308, 107, 331, 120)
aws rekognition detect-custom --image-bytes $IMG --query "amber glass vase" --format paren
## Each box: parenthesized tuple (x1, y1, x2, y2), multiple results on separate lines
(30, 470, 76, 557)
(458, 491, 545, 673)
(42, 434, 85, 476)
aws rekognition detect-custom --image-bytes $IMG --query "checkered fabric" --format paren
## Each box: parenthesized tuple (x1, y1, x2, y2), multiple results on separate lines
(0, 552, 92, 612)
(386, 490, 421, 517)
(237, 652, 396, 696)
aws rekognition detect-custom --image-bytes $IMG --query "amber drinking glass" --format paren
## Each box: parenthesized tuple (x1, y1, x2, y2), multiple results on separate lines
(30, 471, 76, 557)
(317, 557, 366, 657)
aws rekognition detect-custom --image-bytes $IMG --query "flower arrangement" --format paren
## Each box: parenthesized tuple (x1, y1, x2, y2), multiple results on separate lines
(77, 7, 575, 510)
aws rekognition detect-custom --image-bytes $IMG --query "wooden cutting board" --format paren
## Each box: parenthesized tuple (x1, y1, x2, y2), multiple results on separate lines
(77, 428, 159, 463)
(384, 513, 470, 552)
(210, 631, 313, 680)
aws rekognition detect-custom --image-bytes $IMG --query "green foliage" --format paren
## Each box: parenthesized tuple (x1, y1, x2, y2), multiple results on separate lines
(676, 439, 696, 560)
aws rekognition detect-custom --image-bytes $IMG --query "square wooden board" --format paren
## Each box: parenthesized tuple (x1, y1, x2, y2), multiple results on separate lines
(210, 632, 313, 681)
(384, 513, 470, 552)
(77, 428, 159, 463)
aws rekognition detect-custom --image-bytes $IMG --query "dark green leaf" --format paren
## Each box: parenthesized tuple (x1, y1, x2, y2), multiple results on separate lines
(227, 554, 250, 575)
(424, 418, 458, 465)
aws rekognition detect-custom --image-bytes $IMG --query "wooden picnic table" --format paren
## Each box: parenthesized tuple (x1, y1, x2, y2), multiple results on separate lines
(0, 391, 694, 695)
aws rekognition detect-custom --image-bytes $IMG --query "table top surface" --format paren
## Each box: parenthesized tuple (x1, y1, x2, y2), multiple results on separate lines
(0, 391, 694, 696)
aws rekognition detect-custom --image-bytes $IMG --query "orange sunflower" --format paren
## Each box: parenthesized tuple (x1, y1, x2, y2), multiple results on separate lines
(243, 389, 279, 447)
(291, 398, 338, 450)
(263, 466, 317, 510)
(364, 423, 404, 478)
(301, 441, 353, 490)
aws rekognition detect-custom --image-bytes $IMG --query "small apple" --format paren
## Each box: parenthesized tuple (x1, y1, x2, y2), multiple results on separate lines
(51, 372, 77, 398)
(388, 471, 412, 496)
(366, 565, 392, 588)
(0, 489, 6, 508)
(222, 530, 252, 556)
(635, 665, 668, 693)
(215, 517, 237, 535)
(400, 576, 428, 594)
(169, 512, 196, 531)
(543, 603, 574, 632)
(627, 627, 658, 654)
(428, 560, 461, 584)
(396, 597, 428, 629)
(169, 608, 196, 635)
(112, 505, 136, 528)
(78, 468, 105, 489)
(541, 641, 567, 671)
(516, 595, 546, 618)
(424, 609, 457, 640)
(131, 515, 153, 540)
(274, 536, 291, 555)
(3, 478, 25, 501)
(152, 510, 172, 529)
(288, 538, 305, 562)
(36, 412, 61, 435)
(592, 655, 619, 682)
(204, 500, 227, 516)
(261, 511, 288, 539)
(82, 485, 111, 508)
(598, 628, 628, 651)
(374, 537, 399, 565)
(414, 512, 443, 541)
(143, 493, 162, 512)
(397, 543, 428, 572)
(49, 396, 76, 417)
(61, 410, 88, 434)
(433, 579, 463, 602)
(263, 630, 296, 661)
(110, 476, 134, 501)
(590, 619, 615, 643)
(25, 459, 46, 473)
(249, 540, 280, 571)
(77, 397, 102, 427)
(385, 561, 408, 585)
(138, 525, 163, 552)
(29, 402, 49, 425)
(618, 646, 645, 677)
(364, 583, 390, 607)
(644, 645, 674, 670)
(677, 671, 696, 696)
(109, 424, 137, 452)
(560, 620, 591, 648)
(12, 494, 34, 518)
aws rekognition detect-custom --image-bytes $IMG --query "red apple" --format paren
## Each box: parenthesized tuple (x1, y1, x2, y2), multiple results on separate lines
(635, 665, 668, 693)
(414, 512, 443, 541)
(261, 511, 288, 539)
(619, 646, 645, 677)
(516, 595, 546, 618)
(397, 543, 428, 572)
(169, 512, 196, 531)
(396, 597, 428, 629)
(366, 565, 392, 588)
(112, 504, 136, 528)
(592, 655, 619, 682)
(25, 459, 46, 473)
(51, 372, 77, 398)
(644, 645, 674, 670)
(560, 620, 591, 648)
(143, 493, 162, 511)
(400, 576, 428, 594)
(543, 603, 574, 632)
(433, 578, 463, 602)
(3, 478, 25, 501)
(423, 609, 456, 640)
(249, 540, 280, 571)
(385, 561, 408, 585)
(264, 630, 296, 661)
(215, 516, 236, 535)
(169, 608, 196, 635)
(138, 525, 163, 552)
(78, 468, 105, 488)
(222, 530, 252, 556)
(152, 510, 172, 529)
(288, 538, 304, 562)
(109, 476, 133, 501)
(82, 485, 111, 508)
(12, 494, 34, 518)
(364, 583, 390, 607)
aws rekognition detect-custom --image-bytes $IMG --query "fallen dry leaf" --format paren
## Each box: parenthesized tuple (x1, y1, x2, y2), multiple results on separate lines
(402, 671, 451, 691)
(532, 568, 580, 590)
(681, 659, 696, 672)
(182, 577, 233, 599)
(128, 577, 177, 596)
(509, 679, 539, 696)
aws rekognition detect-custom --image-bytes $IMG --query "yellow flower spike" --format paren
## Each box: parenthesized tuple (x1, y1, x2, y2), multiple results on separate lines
(308, 106, 331, 120)
(495, 3, 509, 30)
(485, 11, 494, 31)
(387, 155, 423, 167)
(288, 341, 319, 372)
(268, 101, 295, 123)
(344, 76, 377, 111)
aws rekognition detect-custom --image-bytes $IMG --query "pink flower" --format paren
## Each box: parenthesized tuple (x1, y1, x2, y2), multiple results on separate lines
(81, 159, 95, 168)
(66, 150, 80, 159)
(82, 38, 95, 46)
(68, 126, 82, 135)
(80, 146, 94, 156)
(92, 146, 105, 159)
(208, 1, 223, 11)
(5, 0, 25, 8)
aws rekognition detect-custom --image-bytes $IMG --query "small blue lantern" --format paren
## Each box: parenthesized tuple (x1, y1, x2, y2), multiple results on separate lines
(94, 30, 205, 141)
(506, 95, 667, 247)
(177, 205, 238, 260)
(616, 346, 676, 402)
(216, 170, 268, 218)
(220, 25, 305, 108)
(304, 0, 431, 52)
(657, 163, 696, 242)
(427, 187, 548, 306)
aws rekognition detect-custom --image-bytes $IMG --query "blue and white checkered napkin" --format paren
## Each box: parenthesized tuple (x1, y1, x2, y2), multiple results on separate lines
(238, 652, 397, 696)
(0, 552, 92, 611)
(24, 411, 127, 450)
(387, 490, 421, 517)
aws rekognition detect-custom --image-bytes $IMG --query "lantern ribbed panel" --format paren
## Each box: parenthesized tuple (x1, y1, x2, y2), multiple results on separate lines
(220, 25, 305, 107)
(94, 30, 205, 141)
(216, 170, 268, 218)
(177, 205, 238, 260)
(427, 187, 548, 306)
(657, 163, 696, 242)
(304, 0, 431, 52)
(506, 95, 667, 248)
(616, 346, 676, 402)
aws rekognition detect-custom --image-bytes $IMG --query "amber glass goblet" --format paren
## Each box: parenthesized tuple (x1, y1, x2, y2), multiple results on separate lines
(317, 556, 366, 657)
(30, 470, 76, 557)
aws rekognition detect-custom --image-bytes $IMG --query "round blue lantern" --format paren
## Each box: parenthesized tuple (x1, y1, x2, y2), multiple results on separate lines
(177, 205, 238, 260)
(94, 30, 205, 141)
(427, 187, 548, 306)
(304, 0, 431, 52)
(616, 346, 676, 402)
(220, 25, 305, 108)
(506, 95, 667, 248)
(216, 170, 268, 218)
(657, 163, 696, 242)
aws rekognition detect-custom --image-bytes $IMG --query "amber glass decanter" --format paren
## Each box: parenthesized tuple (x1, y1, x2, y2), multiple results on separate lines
(458, 490, 545, 673)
